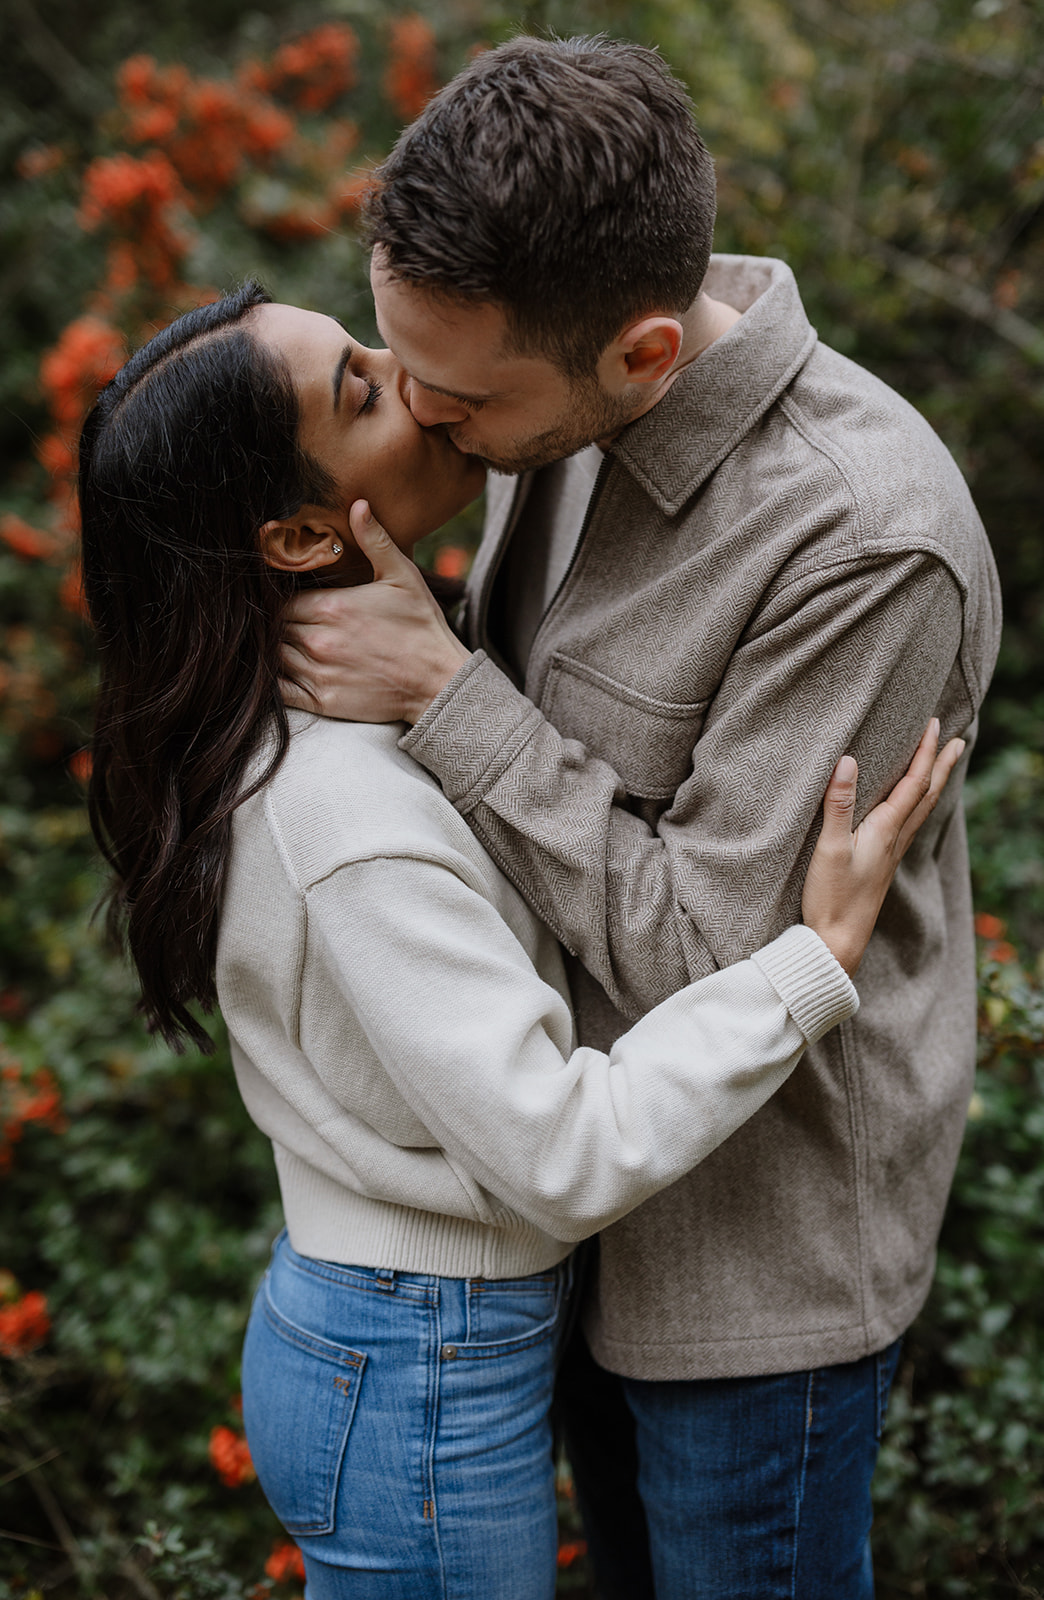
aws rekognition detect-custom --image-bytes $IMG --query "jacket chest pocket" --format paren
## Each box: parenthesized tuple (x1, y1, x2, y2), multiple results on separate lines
(541, 652, 709, 801)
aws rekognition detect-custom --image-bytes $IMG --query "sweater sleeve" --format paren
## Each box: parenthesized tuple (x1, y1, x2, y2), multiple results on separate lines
(305, 854, 856, 1242)
(402, 552, 968, 1017)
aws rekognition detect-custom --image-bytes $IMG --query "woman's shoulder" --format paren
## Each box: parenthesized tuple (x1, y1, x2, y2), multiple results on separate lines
(238, 712, 488, 892)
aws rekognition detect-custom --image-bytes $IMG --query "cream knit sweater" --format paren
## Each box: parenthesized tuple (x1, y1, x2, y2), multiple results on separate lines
(215, 713, 858, 1279)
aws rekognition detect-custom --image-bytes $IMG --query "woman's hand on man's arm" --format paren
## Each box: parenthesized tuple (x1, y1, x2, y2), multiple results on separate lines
(802, 719, 966, 977)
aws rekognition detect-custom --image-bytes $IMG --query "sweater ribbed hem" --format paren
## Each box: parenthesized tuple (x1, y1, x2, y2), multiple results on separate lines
(273, 1146, 573, 1280)
(751, 924, 859, 1041)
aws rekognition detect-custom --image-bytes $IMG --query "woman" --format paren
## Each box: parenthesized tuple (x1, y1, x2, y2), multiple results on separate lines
(81, 283, 960, 1599)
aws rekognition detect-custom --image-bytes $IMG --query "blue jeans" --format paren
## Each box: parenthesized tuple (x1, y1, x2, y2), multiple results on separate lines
(558, 1325, 902, 1600)
(241, 1232, 572, 1599)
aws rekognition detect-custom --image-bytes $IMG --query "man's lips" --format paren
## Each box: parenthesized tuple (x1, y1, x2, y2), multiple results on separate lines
(443, 431, 483, 467)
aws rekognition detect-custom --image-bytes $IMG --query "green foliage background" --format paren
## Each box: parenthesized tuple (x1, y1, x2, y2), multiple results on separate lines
(1, 1, 1042, 1596)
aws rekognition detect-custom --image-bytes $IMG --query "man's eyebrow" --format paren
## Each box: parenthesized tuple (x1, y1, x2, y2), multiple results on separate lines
(332, 343, 352, 412)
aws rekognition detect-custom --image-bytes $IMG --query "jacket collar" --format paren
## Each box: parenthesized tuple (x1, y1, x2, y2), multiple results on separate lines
(611, 255, 818, 516)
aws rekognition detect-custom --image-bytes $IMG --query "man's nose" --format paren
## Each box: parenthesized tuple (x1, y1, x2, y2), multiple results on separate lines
(405, 378, 470, 427)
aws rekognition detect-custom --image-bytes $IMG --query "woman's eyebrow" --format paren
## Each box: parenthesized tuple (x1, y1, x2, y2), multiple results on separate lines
(332, 343, 353, 412)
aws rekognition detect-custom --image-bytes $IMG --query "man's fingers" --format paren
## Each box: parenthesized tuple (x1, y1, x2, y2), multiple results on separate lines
(349, 500, 414, 582)
(280, 637, 322, 705)
(279, 674, 320, 712)
(282, 598, 320, 628)
(282, 621, 314, 652)
(280, 637, 316, 677)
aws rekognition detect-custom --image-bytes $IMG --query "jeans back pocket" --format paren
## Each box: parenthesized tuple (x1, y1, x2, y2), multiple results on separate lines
(242, 1277, 367, 1536)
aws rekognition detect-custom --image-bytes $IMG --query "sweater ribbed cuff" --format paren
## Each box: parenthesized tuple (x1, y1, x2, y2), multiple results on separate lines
(401, 650, 545, 811)
(751, 924, 859, 1042)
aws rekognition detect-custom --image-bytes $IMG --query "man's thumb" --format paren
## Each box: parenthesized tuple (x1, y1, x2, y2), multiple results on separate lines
(349, 500, 409, 580)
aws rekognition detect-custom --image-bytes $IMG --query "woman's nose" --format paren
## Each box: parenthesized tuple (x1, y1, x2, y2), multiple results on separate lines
(405, 378, 471, 428)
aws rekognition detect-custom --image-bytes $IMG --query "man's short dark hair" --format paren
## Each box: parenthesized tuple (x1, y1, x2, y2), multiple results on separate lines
(364, 35, 717, 376)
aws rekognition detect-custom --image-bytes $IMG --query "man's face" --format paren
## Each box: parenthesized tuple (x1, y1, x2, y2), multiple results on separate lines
(370, 252, 633, 474)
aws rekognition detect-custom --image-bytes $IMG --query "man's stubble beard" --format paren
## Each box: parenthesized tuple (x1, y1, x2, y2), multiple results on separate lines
(456, 379, 641, 476)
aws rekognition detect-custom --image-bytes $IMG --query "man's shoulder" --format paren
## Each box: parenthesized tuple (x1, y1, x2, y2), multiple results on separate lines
(788, 341, 965, 493)
(614, 254, 971, 531)
(775, 341, 987, 575)
(617, 271, 987, 583)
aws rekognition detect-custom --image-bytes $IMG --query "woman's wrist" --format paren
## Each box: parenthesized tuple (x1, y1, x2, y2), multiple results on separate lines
(804, 917, 866, 979)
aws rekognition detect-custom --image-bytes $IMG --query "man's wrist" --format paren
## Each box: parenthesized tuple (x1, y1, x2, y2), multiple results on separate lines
(404, 637, 473, 725)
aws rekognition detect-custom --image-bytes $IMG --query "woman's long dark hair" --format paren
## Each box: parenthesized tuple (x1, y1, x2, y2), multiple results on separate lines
(81, 282, 338, 1052)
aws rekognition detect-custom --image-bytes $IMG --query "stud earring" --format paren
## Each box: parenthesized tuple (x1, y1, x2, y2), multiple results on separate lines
(331, 543, 342, 555)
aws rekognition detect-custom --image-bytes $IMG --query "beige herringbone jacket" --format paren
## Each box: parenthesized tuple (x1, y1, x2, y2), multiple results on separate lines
(403, 256, 1002, 1380)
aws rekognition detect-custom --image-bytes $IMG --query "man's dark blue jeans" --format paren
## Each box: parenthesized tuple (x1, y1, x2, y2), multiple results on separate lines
(557, 1324, 902, 1599)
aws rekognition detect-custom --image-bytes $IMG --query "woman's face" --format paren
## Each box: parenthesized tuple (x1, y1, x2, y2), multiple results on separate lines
(251, 303, 486, 553)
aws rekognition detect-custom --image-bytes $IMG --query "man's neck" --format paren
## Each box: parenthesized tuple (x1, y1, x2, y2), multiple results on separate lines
(675, 292, 743, 369)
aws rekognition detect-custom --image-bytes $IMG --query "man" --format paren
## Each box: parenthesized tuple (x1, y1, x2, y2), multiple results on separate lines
(282, 35, 1002, 1598)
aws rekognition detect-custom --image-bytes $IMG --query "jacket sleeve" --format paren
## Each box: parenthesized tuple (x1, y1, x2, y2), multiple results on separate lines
(306, 857, 856, 1241)
(402, 551, 969, 1017)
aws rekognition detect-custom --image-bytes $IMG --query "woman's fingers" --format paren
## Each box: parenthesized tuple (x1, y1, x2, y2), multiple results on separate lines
(803, 721, 966, 977)
(862, 719, 939, 851)
(821, 720, 946, 867)
(893, 736, 965, 859)
(854, 720, 965, 864)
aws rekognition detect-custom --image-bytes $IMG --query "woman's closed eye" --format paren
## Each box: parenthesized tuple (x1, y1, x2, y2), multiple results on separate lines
(359, 377, 383, 414)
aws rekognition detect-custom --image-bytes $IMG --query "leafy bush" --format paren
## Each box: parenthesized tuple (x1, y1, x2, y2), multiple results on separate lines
(1, 2, 1042, 1595)
(874, 941, 1044, 1597)
(966, 741, 1044, 956)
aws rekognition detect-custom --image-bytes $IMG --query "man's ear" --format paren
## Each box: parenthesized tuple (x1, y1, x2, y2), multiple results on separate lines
(258, 506, 349, 572)
(599, 315, 684, 392)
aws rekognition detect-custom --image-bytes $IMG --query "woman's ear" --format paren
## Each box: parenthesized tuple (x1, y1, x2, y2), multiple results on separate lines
(258, 506, 348, 572)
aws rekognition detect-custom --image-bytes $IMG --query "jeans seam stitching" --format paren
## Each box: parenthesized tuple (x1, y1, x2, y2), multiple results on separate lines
(261, 1283, 367, 1365)
(249, 1257, 367, 1539)
(790, 1368, 816, 1598)
(427, 1290, 446, 1595)
(445, 1321, 561, 1361)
